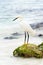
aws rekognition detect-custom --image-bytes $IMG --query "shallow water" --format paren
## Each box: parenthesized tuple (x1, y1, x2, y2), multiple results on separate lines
(0, 36, 43, 65)
(0, 0, 43, 28)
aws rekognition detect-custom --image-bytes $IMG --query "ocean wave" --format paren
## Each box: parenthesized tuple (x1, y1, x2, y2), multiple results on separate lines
(16, 8, 43, 14)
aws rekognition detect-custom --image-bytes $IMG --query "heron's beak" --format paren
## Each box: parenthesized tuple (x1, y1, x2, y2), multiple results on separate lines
(13, 16, 23, 21)
(13, 17, 19, 21)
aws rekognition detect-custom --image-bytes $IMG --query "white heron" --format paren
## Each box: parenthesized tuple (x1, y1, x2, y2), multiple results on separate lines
(13, 16, 37, 43)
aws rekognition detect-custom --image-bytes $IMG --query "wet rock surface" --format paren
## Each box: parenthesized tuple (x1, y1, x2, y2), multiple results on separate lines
(4, 32, 23, 40)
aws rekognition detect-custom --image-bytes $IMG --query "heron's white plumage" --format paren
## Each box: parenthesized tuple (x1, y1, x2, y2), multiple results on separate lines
(16, 16, 37, 36)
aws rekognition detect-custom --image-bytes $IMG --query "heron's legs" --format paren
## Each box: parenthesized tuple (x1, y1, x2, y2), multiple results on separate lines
(27, 32, 29, 44)
(24, 32, 29, 44)
(24, 32, 26, 43)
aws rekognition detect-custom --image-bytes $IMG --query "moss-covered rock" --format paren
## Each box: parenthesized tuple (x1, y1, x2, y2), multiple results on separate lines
(13, 43, 43, 58)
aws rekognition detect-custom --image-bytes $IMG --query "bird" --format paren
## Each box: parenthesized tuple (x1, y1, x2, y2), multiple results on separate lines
(13, 16, 37, 44)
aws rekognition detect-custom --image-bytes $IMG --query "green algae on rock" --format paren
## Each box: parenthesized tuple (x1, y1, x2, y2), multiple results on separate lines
(13, 43, 43, 58)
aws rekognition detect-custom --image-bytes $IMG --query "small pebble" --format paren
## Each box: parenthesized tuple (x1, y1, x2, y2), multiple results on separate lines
(4, 36, 19, 39)
(38, 34, 43, 37)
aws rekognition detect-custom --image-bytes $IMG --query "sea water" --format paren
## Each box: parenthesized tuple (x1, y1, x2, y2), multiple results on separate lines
(0, 0, 43, 27)
(0, 0, 43, 38)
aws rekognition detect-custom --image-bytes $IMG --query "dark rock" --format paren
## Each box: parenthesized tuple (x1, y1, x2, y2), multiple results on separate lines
(4, 37, 9, 39)
(11, 32, 22, 36)
(30, 22, 43, 29)
(4, 36, 19, 39)
(38, 34, 43, 37)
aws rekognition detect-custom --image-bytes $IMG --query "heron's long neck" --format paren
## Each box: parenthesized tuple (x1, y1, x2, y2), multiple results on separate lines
(17, 18, 23, 22)
(17, 18, 28, 32)
(17, 18, 25, 26)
